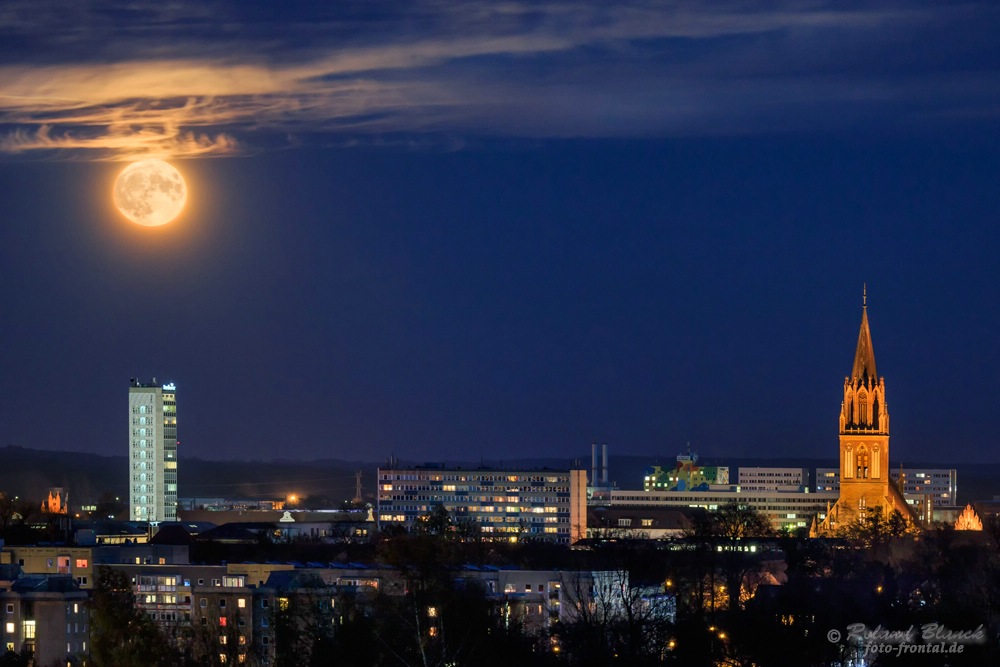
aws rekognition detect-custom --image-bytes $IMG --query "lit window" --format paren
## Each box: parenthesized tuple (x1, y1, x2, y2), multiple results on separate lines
(5, 623, 13, 633)
(75, 559, 88, 568)
(238, 599, 246, 609)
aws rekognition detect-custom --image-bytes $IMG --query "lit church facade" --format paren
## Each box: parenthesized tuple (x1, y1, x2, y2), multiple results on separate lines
(813, 294, 916, 535)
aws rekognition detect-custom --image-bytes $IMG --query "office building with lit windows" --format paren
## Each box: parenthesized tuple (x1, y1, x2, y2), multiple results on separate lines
(738, 467, 809, 492)
(129, 378, 179, 522)
(815, 467, 957, 508)
(598, 488, 837, 533)
(377, 465, 587, 544)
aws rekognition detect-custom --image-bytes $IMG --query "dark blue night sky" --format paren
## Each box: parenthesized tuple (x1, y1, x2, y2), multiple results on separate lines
(1, 2, 999, 464)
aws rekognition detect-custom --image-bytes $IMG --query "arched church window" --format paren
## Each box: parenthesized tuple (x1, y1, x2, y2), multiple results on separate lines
(858, 391, 869, 425)
(857, 447, 869, 479)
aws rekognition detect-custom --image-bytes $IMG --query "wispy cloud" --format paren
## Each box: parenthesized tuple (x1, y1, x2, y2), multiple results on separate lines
(0, 1, 997, 160)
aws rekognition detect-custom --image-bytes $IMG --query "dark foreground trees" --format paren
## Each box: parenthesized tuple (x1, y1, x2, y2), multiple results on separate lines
(82, 504, 1000, 667)
(90, 567, 176, 666)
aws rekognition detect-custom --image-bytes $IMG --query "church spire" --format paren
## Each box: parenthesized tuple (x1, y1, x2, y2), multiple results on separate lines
(851, 288, 877, 381)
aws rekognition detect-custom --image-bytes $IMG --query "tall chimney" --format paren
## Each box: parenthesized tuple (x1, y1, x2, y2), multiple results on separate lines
(602, 443, 609, 486)
(591, 443, 598, 486)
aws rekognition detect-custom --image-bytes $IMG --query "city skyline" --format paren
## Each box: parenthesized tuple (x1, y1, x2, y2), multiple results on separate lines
(1, 2, 1000, 464)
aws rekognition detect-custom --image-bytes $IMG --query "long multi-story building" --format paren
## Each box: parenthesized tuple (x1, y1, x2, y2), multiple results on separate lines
(600, 488, 837, 533)
(377, 465, 587, 544)
(129, 378, 179, 522)
(1, 543, 191, 590)
(815, 467, 957, 508)
(738, 467, 808, 492)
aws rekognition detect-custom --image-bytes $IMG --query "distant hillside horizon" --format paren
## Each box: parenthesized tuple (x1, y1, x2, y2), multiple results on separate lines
(1, 445, 997, 508)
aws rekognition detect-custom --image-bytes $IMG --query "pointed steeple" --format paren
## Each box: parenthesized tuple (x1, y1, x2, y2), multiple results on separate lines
(851, 287, 877, 381)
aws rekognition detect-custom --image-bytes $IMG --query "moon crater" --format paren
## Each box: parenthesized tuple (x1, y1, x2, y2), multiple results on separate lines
(114, 159, 187, 226)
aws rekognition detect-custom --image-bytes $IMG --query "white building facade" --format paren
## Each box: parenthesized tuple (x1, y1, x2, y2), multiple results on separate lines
(737, 467, 808, 492)
(129, 379, 178, 522)
(601, 488, 838, 533)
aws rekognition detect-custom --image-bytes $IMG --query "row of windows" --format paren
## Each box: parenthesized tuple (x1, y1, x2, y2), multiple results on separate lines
(3, 620, 35, 639)
(149, 611, 187, 622)
(612, 494, 832, 504)
(379, 472, 569, 484)
(381, 494, 567, 504)
(739, 472, 803, 478)
(381, 484, 569, 493)
(198, 597, 248, 609)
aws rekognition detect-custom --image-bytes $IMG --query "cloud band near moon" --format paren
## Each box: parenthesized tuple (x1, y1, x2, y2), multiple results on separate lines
(1, 0, 999, 161)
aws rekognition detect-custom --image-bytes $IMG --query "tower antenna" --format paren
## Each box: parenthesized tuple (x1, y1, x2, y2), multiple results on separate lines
(353, 470, 363, 504)
(863, 284, 867, 307)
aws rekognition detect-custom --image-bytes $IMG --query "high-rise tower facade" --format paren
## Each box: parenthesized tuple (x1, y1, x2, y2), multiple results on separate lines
(128, 378, 178, 522)
(814, 293, 914, 535)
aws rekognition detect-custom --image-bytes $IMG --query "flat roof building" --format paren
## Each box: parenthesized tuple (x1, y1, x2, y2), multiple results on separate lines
(599, 488, 838, 533)
(129, 378, 179, 522)
(377, 465, 587, 544)
(0, 571, 89, 665)
(738, 467, 808, 492)
(815, 467, 957, 508)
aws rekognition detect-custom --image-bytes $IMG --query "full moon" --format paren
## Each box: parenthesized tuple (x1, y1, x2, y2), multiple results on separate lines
(113, 159, 187, 226)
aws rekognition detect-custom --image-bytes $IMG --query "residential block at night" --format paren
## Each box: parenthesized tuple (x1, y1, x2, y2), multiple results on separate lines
(377, 465, 588, 543)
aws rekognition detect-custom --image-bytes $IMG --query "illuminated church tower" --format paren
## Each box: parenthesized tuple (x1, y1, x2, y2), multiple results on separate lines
(815, 290, 914, 535)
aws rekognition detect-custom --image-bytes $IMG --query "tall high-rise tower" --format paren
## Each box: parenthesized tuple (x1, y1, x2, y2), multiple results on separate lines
(128, 378, 178, 522)
(814, 292, 914, 535)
